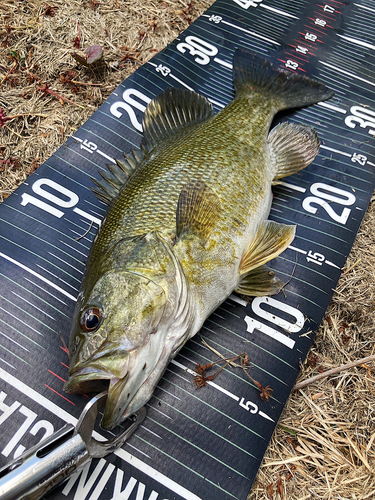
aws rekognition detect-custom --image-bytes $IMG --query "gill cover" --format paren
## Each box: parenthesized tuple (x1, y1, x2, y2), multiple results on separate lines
(64, 269, 167, 391)
(64, 232, 191, 429)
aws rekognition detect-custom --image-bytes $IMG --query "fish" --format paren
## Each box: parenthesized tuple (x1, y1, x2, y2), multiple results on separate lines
(64, 48, 334, 430)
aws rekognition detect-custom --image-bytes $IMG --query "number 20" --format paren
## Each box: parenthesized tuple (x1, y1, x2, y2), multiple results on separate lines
(302, 182, 356, 225)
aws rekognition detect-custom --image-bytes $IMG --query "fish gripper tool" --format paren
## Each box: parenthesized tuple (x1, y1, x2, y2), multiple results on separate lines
(0, 392, 146, 500)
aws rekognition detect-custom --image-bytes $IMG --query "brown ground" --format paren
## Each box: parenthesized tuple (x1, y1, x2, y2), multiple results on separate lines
(1, 1, 374, 498)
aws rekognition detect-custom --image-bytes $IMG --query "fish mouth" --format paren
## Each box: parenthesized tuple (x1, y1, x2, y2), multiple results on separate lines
(64, 365, 149, 430)
(64, 368, 113, 395)
(100, 345, 174, 430)
(64, 342, 132, 395)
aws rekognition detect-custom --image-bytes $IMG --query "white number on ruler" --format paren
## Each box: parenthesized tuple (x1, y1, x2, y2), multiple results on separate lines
(324, 5, 335, 13)
(155, 64, 171, 77)
(315, 18, 326, 27)
(20, 178, 101, 225)
(351, 152, 367, 166)
(80, 139, 97, 154)
(285, 60, 298, 70)
(239, 398, 257, 413)
(209, 15, 222, 23)
(232, 0, 263, 8)
(176, 36, 218, 66)
(296, 46, 308, 55)
(244, 297, 305, 349)
(306, 250, 325, 266)
(345, 106, 375, 136)
(302, 182, 356, 225)
(110, 88, 151, 132)
(21, 179, 78, 218)
(305, 32, 317, 42)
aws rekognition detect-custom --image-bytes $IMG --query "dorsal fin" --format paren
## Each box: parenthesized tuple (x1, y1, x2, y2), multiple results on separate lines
(142, 88, 214, 149)
(91, 150, 142, 205)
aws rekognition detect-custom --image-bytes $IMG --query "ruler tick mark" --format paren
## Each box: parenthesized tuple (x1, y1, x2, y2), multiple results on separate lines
(289, 246, 307, 255)
(278, 182, 306, 193)
(0, 253, 77, 301)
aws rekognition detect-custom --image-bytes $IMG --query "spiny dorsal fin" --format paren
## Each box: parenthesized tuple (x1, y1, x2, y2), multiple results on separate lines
(235, 265, 282, 297)
(143, 88, 214, 149)
(176, 179, 221, 245)
(91, 150, 142, 205)
(239, 221, 295, 274)
(268, 122, 320, 182)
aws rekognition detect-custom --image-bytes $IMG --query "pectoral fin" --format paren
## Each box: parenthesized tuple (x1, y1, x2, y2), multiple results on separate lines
(239, 221, 295, 274)
(268, 122, 320, 182)
(235, 265, 282, 297)
(176, 180, 221, 245)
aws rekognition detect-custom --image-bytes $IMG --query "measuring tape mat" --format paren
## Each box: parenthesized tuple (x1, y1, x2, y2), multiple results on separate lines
(0, 1, 374, 499)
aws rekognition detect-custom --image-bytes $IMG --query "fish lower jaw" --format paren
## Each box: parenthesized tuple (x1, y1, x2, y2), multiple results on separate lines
(64, 368, 116, 395)
(109, 376, 120, 389)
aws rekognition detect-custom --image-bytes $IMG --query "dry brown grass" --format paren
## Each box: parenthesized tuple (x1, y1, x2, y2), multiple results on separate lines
(1, 2, 374, 499)
(249, 198, 375, 499)
(0, 0, 211, 199)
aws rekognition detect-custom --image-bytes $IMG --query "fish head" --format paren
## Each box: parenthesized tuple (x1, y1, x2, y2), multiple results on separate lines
(64, 233, 191, 429)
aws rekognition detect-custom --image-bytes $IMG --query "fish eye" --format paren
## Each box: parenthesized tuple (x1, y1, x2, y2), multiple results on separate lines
(80, 307, 101, 332)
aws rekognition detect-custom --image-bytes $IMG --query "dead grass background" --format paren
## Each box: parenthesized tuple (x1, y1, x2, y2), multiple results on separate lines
(1, 1, 374, 498)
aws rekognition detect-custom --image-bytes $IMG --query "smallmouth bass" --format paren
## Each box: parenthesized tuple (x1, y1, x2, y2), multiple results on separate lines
(64, 49, 334, 430)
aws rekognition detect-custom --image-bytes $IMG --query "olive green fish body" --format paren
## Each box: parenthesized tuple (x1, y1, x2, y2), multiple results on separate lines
(89, 95, 274, 304)
(96, 95, 273, 242)
(65, 49, 334, 429)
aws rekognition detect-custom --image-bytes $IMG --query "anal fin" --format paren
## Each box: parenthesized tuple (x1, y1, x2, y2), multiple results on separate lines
(268, 122, 320, 182)
(239, 220, 295, 274)
(235, 265, 282, 297)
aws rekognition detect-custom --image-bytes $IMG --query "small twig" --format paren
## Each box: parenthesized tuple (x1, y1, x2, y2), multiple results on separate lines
(75, 220, 94, 240)
(5, 23, 39, 30)
(72, 19, 81, 48)
(293, 354, 375, 390)
(58, 331, 70, 358)
(194, 358, 234, 388)
(0, 61, 17, 88)
(201, 338, 242, 368)
(0, 108, 44, 128)
(4, 125, 22, 138)
(281, 254, 298, 297)
(1, 112, 46, 125)
(37, 84, 84, 108)
(194, 353, 244, 389)
(240, 356, 273, 401)
(342, 258, 361, 275)
(71, 80, 103, 86)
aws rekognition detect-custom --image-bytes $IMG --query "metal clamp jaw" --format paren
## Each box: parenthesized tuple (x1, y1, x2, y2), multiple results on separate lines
(0, 392, 146, 500)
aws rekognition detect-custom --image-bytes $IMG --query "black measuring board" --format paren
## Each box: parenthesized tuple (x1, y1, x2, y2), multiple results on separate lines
(0, 1, 375, 499)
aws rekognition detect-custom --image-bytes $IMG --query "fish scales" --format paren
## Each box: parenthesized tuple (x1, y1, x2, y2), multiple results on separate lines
(101, 97, 275, 234)
(64, 49, 334, 429)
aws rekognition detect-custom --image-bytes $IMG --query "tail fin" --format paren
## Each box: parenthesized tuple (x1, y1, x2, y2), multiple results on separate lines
(233, 48, 334, 110)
